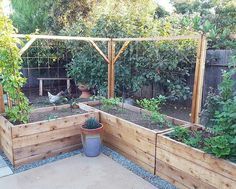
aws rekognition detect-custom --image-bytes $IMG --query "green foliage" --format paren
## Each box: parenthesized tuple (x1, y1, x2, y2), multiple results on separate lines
(11, 0, 52, 33)
(137, 96, 171, 128)
(137, 96, 166, 112)
(184, 131, 202, 148)
(172, 64, 236, 160)
(100, 97, 121, 110)
(0, 16, 30, 124)
(84, 118, 101, 129)
(170, 127, 190, 141)
(47, 0, 91, 33)
(64, 0, 196, 100)
(171, 0, 236, 49)
(204, 136, 231, 158)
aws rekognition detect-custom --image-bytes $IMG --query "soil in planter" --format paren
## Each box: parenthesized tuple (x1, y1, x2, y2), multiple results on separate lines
(28, 107, 86, 123)
(96, 105, 178, 131)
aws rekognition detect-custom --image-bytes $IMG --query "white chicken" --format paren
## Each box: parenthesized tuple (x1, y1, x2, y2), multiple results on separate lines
(48, 91, 64, 104)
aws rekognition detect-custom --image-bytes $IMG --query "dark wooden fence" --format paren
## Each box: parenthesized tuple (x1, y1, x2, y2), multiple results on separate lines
(202, 49, 235, 103)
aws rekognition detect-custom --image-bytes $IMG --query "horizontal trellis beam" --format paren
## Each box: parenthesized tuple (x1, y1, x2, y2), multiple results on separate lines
(12, 34, 111, 42)
(112, 35, 201, 42)
(12, 34, 201, 42)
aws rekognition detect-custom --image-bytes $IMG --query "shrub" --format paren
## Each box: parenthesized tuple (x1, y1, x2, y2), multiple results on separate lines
(0, 16, 30, 124)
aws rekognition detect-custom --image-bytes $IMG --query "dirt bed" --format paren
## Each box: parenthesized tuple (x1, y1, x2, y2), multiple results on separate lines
(96, 105, 175, 130)
(29, 108, 86, 123)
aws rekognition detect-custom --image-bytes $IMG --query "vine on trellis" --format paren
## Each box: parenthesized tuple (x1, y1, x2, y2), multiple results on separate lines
(0, 16, 30, 124)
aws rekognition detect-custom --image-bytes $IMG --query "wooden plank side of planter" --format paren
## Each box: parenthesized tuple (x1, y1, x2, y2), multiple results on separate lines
(14, 143, 81, 167)
(156, 135, 236, 181)
(0, 116, 14, 163)
(12, 112, 97, 138)
(10, 111, 99, 166)
(100, 111, 156, 174)
(13, 134, 82, 160)
(155, 135, 236, 189)
(156, 159, 216, 189)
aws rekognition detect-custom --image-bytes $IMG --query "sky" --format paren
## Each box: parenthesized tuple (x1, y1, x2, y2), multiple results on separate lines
(155, 0, 174, 12)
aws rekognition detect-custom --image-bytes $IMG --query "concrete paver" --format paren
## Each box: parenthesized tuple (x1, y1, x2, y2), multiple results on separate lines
(0, 156, 13, 177)
(0, 154, 157, 189)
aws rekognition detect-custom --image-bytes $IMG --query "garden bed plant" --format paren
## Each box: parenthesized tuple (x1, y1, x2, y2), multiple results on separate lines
(170, 64, 236, 162)
(94, 95, 187, 131)
(155, 65, 236, 189)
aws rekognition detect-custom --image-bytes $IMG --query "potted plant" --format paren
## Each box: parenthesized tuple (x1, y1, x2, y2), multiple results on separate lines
(77, 83, 91, 98)
(80, 117, 103, 157)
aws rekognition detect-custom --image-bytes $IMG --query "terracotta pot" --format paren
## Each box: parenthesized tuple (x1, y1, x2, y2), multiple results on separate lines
(78, 84, 91, 98)
(80, 124, 103, 135)
(80, 124, 103, 157)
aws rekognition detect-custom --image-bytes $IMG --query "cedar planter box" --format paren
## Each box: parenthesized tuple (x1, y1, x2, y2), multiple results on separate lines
(81, 101, 189, 174)
(0, 104, 99, 167)
(155, 125, 236, 189)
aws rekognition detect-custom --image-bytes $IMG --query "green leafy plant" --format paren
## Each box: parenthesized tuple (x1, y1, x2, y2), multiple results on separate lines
(170, 127, 190, 142)
(137, 95, 172, 128)
(137, 95, 166, 112)
(0, 16, 30, 124)
(100, 97, 121, 111)
(172, 63, 236, 160)
(204, 136, 231, 158)
(84, 118, 101, 129)
(184, 131, 202, 148)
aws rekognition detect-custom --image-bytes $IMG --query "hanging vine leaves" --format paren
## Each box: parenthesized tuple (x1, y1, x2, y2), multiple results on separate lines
(0, 16, 30, 124)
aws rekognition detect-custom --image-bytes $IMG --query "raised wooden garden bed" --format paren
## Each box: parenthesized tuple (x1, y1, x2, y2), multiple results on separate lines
(0, 104, 99, 167)
(80, 101, 189, 174)
(155, 125, 236, 189)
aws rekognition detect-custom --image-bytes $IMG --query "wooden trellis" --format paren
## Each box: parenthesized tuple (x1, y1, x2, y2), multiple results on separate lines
(0, 34, 210, 123)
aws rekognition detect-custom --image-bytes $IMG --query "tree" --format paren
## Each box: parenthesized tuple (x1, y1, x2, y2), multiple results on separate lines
(11, 0, 52, 33)
(171, 0, 236, 49)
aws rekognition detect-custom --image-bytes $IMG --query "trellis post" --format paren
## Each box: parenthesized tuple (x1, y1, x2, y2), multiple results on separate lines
(0, 84, 5, 113)
(108, 39, 116, 98)
(191, 34, 207, 123)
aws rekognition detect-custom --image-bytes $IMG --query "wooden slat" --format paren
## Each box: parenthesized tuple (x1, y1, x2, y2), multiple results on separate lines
(12, 34, 110, 41)
(14, 143, 81, 167)
(156, 146, 236, 189)
(0, 85, 5, 113)
(156, 135, 236, 181)
(113, 35, 201, 42)
(12, 112, 98, 138)
(37, 78, 72, 80)
(14, 135, 81, 160)
(104, 131, 155, 167)
(31, 104, 71, 113)
(13, 125, 82, 149)
(113, 41, 130, 64)
(194, 35, 207, 123)
(0, 116, 14, 163)
(19, 38, 36, 55)
(103, 123, 155, 156)
(191, 35, 207, 123)
(156, 159, 216, 189)
(89, 40, 110, 64)
(155, 169, 192, 189)
(100, 111, 156, 144)
(108, 40, 116, 98)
